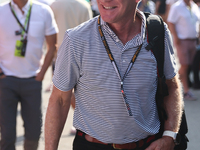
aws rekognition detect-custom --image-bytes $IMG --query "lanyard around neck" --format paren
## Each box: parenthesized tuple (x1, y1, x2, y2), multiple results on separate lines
(97, 16, 142, 116)
(9, 1, 32, 36)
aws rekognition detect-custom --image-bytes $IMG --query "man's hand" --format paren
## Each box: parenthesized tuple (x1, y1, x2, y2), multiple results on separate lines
(35, 34, 57, 82)
(145, 136, 175, 150)
(0, 68, 5, 79)
(147, 75, 182, 150)
(35, 71, 45, 82)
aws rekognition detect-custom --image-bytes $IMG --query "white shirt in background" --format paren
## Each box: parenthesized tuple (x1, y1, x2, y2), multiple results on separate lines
(167, 0, 200, 39)
(0, 0, 58, 78)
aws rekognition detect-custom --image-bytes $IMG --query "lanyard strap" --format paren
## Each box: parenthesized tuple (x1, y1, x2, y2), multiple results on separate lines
(98, 16, 142, 82)
(98, 16, 142, 116)
(9, 0, 32, 36)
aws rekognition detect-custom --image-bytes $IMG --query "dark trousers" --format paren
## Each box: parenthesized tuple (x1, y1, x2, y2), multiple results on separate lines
(73, 135, 116, 150)
(0, 76, 42, 150)
(73, 131, 158, 150)
(192, 50, 200, 84)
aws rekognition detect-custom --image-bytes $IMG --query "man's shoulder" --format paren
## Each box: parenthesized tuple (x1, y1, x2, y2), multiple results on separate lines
(169, 0, 182, 13)
(31, 0, 55, 19)
(171, 0, 182, 8)
(191, 1, 200, 11)
(0, 1, 9, 10)
(32, 0, 52, 11)
(67, 17, 98, 38)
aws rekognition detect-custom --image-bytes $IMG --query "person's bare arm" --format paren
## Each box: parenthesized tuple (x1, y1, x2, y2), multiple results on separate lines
(35, 33, 57, 81)
(45, 86, 73, 150)
(146, 74, 183, 150)
(164, 75, 183, 132)
(168, 22, 180, 45)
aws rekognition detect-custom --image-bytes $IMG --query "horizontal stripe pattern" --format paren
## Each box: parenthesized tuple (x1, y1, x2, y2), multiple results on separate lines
(53, 10, 177, 144)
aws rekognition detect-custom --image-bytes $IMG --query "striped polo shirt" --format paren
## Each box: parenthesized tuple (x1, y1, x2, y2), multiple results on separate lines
(53, 10, 177, 144)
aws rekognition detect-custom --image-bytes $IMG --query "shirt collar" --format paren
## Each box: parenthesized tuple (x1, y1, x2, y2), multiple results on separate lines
(180, 0, 194, 7)
(136, 9, 146, 42)
(99, 9, 146, 46)
(11, 0, 30, 15)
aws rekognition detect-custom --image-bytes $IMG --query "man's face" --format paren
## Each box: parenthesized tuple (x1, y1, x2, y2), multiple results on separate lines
(97, 0, 137, 24)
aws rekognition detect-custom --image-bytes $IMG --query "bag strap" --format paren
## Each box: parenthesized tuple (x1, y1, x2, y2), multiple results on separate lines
(144, 12, 169, 98)
(144, 12, 168, 134)
(144, 13, 165, 79)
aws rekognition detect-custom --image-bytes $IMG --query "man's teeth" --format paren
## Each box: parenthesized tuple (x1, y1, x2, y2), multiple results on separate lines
(104, 6, 115, 9)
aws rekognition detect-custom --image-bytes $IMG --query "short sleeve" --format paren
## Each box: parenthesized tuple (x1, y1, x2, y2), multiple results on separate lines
(167, 4, 178, 24)
(52, 31, 80, 91)
(163, 23, 178, 79)
(44, 5, 58, 35)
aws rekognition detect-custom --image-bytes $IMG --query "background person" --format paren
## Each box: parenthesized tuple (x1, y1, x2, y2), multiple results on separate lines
(155, 0, 167, 22)
(91, 0, 100, 17)
(165, 0, 178, 22)
(0, 0, 58, 149)
(192, 0, 200, 89)
(168, 0, 200, 100)
(192, 44, 200, 89)
(138, 0, 155, 13)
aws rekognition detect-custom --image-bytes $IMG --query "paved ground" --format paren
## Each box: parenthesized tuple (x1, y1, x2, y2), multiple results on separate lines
(14, 68, 200, 150)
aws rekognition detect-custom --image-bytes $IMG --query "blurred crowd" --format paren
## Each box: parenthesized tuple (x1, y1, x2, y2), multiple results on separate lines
(138, 0, 200, 100)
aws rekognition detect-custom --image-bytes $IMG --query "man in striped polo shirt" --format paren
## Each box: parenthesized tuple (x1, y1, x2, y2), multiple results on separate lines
(45, 0, 183, 150)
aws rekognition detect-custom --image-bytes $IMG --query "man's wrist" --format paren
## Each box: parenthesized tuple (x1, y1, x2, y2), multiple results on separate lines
(162, 130, 181, 145)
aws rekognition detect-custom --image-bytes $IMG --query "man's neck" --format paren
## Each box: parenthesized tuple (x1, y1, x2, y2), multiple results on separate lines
(13, 0, 28, 11)
(184, 0, 191, 6)
(108, 15, 142, 45)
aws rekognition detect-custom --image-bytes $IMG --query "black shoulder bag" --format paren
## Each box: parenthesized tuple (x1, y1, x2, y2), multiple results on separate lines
(144, 12, 189, 150)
